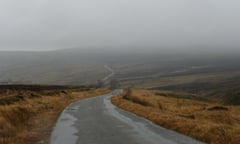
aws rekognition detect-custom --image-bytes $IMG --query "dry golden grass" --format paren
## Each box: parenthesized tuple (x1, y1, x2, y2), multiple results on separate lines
(0, 86, 109, 144)
(112, 89, 240, 144)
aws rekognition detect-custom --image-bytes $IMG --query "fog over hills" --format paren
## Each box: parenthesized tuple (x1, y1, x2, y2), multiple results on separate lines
(0, 48, 239, 86)
(1, 1, 240, 144)
(0, 0, 240, 53)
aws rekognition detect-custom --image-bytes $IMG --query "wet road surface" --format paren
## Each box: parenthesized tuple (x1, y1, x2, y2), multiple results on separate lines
(50, 90, 204, 144)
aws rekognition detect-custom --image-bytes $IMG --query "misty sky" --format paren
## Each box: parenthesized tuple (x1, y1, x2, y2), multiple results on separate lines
(0, 0, 240, 52)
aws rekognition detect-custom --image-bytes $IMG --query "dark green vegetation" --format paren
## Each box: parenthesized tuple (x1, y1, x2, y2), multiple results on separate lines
(1, 48, 240, 104)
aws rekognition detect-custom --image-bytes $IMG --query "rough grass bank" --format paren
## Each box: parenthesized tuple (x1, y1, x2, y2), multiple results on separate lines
(112, 89, 240, 144)
(0, 85, 109, 144)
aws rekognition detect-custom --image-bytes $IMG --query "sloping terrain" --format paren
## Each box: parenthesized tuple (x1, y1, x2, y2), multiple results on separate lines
(0, 50, 109, 85)
(112, 89, 240, 144)
(152, 73, 240, 105)
(0, 85, 109, 144)
(1, 49, 240, 106)
(51, 90, 203, 144)
(1, 49, 240, 87)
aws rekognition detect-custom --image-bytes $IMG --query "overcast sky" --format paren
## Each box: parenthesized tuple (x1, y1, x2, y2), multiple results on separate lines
(0, 0, 240, 52)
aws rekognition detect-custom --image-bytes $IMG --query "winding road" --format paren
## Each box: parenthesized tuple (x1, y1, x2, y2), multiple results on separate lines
(102, 65, 115, 82)
(50, 90, 204, 144)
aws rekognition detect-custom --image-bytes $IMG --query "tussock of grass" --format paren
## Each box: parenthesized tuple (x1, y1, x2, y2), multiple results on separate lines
(0, 85, 109, 144)
(112, 89, 240, 144)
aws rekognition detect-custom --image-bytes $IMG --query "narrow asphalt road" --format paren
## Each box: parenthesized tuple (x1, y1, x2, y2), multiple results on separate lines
(102, 65, 115, 82)
(50, 90, 204, 144)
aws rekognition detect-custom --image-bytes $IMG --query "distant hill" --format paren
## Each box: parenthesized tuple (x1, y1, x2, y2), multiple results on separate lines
(0, 50, 109, 85)
(0, 48, 240, 88)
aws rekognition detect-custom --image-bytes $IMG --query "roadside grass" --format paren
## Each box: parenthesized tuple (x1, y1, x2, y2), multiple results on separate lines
(0, 86, 109, 144)
(112, 89, 240, 144)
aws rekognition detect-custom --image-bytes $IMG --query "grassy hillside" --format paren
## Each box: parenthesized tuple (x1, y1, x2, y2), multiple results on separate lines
(1, 49, 240, 143)
(0, 85, 109, 144)
(151, 73, 240, 105)
(0, 51, 109, 85)
(1, 49, 240, 105)
(112, 89, 240, 144)
(1, 49, 240, 86)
